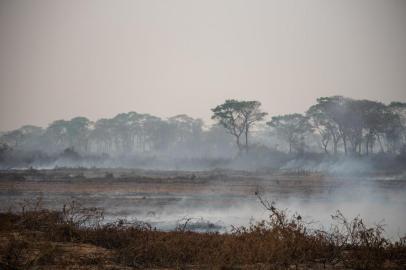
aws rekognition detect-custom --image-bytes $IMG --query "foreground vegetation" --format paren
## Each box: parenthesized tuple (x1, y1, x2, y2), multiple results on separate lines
(0, 198, 405, 270)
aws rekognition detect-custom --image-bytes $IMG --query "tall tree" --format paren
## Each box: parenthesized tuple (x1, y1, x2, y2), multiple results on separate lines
(357, 100, 388, 155)
(388, 102, 406, 152)
(267, 114, 312, 154)
(45, 120, 70, 152)
(1, 129, 24, 148)
(308, 96, 353, 154)
(68, 117, 92, 153)
(240, 101, 268, 152)
(211, 100, 267, 153)
(307, 105, 341, 154)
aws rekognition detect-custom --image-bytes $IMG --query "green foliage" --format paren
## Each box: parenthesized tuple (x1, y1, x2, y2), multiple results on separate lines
(1, 95, 406, 159)
(212, 100, 267, 152)
(306, 96, 406, 155)
(267, 113, 312, 153)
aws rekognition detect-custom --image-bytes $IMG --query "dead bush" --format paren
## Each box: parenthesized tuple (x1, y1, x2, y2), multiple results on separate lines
(0, 197, 405, 269)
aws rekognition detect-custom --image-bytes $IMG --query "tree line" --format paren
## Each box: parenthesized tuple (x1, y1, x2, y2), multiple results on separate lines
(1, 96, 405, 160)
(0, 113, 234, 159)
(211, 96, 406, 156)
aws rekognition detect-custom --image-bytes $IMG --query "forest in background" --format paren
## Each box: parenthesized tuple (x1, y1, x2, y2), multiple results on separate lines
(1, 96, 406, 171)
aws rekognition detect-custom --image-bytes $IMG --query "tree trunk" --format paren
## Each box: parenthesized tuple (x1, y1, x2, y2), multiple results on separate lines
(377, 134, 384, 153)
(236, 136, 242, 153)
(342, 136, 347, 155)
(332, 134, 338, 155)
(358, 142, 362, 155)
(366, 135, 370, 156)
(245, 126, 249, 153)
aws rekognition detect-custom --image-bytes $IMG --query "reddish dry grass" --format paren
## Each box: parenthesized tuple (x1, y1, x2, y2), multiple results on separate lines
(0, 198, 405, 270)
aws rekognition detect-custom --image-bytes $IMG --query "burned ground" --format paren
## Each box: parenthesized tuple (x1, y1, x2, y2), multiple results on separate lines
(0, 168, 405, 269)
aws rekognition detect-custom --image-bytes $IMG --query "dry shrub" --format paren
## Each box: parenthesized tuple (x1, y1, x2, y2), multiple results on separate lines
(1, 235, 58, 269)
(2, 237, 30, 268)
(0, 197, 405, 269)
(61, 200, 104, 228)
(16, 197, 62, 231)
(330, 211, 390, 269)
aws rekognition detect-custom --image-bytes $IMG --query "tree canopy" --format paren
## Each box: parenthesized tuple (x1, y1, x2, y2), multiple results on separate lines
(211, 100, 267, 153)
(1, 96, 405, 160)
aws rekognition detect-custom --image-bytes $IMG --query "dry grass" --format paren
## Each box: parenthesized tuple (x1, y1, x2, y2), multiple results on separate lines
(0, 197, 405, 270)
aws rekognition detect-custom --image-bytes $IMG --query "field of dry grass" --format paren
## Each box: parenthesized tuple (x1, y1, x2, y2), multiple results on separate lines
(0, 168, 405, 269)
(0, 196, 405, 270)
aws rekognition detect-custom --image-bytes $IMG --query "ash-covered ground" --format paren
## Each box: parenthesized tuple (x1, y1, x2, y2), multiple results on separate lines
(0, 168, 405, 238)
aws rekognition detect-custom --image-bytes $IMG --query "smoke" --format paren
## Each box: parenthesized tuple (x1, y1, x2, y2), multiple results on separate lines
(123, 177, 406, 238)
(1, 168, 405, 238)
(281, 156, 374, 174)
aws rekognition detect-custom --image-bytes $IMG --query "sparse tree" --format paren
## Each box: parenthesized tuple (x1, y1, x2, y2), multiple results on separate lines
(307, 96, 353, 154)
(267, 114, 312, 154)
(211, 100, 267, 153)
(307, 102, 341, 154)
(2, 129, 24, 148)
(388, 102, 406, 151)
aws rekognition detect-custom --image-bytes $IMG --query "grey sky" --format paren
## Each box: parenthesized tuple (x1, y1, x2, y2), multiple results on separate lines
(1, 0, 406, 131)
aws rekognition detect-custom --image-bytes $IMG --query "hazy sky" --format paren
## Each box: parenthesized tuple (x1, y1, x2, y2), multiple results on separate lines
(1, 0, 406, 131)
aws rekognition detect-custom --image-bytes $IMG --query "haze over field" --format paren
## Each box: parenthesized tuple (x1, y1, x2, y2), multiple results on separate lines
(1, 2, 406, 269)
(1, 0, 406, 131)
